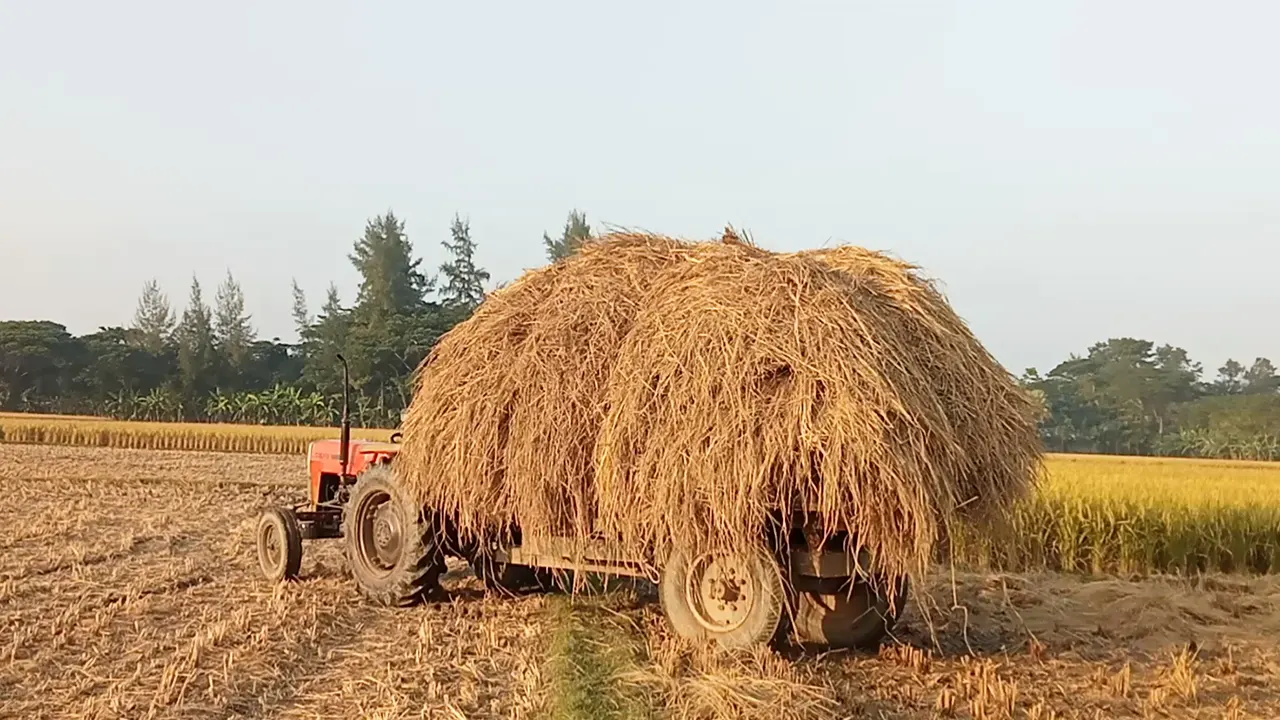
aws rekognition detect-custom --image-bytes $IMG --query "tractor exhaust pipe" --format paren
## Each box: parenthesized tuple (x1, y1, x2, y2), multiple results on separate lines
(336, 353, 351, 476)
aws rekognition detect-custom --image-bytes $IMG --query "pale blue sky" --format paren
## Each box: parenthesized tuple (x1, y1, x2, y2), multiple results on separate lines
(2, 1, 1276, 375)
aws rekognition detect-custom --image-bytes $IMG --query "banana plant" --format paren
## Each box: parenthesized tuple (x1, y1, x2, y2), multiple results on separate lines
(205, 391, 234, 423)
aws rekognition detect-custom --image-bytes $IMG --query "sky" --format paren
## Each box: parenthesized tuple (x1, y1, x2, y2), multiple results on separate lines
(1, 0, 1277, 376)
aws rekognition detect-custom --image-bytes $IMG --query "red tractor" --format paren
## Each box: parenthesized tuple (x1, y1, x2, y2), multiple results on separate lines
(256, 356, 551, 606)
(256, 356, 907, 648)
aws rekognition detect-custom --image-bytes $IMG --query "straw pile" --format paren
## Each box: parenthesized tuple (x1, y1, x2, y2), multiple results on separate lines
(397, 230, 1042, 583)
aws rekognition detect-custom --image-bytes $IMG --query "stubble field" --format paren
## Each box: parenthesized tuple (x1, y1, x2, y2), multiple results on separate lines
(2, 442, 1279, 719)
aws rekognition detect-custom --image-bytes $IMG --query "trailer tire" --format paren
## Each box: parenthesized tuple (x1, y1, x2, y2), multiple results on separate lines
(257, 507, 303, 582)
(342, 465, 444, 607)
(659, 547, 786, 649)
(470, 555, 542, 595)
(792, 576, 909, 649)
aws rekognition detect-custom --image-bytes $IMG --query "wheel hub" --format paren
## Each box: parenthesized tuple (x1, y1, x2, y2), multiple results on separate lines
(260, 524, 281, 567)
(685, 553, 755, 632)
(371, 504, 403, 565)
(356, 491, 403, 574)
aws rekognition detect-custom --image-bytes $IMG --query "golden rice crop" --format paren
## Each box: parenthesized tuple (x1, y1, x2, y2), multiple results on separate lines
(0, 414, 392, 455)
(398, 230, 1042, 586)
(953, 454, 1280, 575)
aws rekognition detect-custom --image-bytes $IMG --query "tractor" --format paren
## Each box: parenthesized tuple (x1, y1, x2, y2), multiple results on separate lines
(256, 356, 909, 649)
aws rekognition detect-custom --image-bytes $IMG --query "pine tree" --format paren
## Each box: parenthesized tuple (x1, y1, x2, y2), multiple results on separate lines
(175, 276, 217, 401)
(290, 278, 312, 339)
(543, 210, 592, 262)
(214, 270, 255, 369)
(300, 283, 352, 396)
(349, 210, 433, 322)
(131, 279, 176, 353)
(318, 284, 346, 335)
(439, 214, 490, 310)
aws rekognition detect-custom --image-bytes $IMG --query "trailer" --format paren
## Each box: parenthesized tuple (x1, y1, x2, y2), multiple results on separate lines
(257, 356, 907, 649)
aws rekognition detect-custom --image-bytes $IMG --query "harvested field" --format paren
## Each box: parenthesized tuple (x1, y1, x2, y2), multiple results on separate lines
(0, 444, 546, 719)
(3, 443, 1278, 719)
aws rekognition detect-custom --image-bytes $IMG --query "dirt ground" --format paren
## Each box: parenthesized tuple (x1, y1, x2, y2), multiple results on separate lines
(1, 443, 1277, 719)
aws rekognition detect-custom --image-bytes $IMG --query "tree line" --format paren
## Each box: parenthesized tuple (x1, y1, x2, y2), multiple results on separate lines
(0, 209, 592, 428)
(1021, 340, 1280, 460)
(3, 212, 1277, 460)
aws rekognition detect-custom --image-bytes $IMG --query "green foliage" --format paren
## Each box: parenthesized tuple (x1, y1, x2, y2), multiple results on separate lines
(439, 214, 490, 310)
(1025, 337, 1280, 459)
(0, 321, 80, 411)
(543, 209, 592, 262)
(214, 270, 255, 373)
(1215, 359, 1246, 395)
(298, 283, 351, 399)
(131, 279, 175, 353)
(290, 278, 311, 337)
(349, 210, 433, 320)
(175, 276, 219, 403)
(1244, 357, 1279, 394)
(76, 326, 175, 405)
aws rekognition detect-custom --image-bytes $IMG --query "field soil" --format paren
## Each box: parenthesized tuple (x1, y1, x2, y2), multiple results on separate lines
(2, 443, 1278, 719)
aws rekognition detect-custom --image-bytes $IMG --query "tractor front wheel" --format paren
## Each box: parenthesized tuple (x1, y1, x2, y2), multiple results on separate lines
(342, 465, 444, 607)
(257, 507, 303, 582)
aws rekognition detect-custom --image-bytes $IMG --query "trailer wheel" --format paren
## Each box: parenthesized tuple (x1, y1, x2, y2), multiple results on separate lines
(659, 547, 786, 648)
(257, 507, 303, 581)
(470, 555, 542, 595)
(342, 465, 444, 607)
(792, 576, 909, 649)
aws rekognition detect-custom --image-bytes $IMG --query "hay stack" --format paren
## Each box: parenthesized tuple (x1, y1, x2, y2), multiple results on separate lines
(397, 231, 1041, 583)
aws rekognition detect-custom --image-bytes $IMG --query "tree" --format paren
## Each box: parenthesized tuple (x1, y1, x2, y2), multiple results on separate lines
(543, 209, 592, 262)
(175, 276, 218, 403)
(1214, 359, 1246, 395)
(131, 279, 175, 353)
(1151, 343, 1203, 430)
(75, 326, 174, 407)
(300, 283, 352, 397)
(242, 338, 304, 392)
(0, 321, 79, 411)
(1030, 338, 1202, 454)
(290, 279, 312, 339)
(214, 270, 255, 371)
(439, 214, 490, 311)
(349, 210, 433, 322)
(1244, 358, 1279, 395)
(339, 210, 456, 421)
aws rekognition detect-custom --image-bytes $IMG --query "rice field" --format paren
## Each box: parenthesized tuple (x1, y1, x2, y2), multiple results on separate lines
(0, 412, 393, 454)
(953, 453, 1280, 576)
(3, 413, 1280, 577)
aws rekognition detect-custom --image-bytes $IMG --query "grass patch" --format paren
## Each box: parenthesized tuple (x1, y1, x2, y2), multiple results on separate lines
(544, 595, 652, 720)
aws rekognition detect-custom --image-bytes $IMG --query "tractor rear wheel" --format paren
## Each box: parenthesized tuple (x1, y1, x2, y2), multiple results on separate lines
(342, 465, 444, 607)
(792, 575, 909, 649)
(257, 507, 303, 581)
(659, 547, 786, 649)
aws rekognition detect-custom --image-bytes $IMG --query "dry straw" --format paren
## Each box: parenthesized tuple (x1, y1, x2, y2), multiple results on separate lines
(397, 229, 1042, 585)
